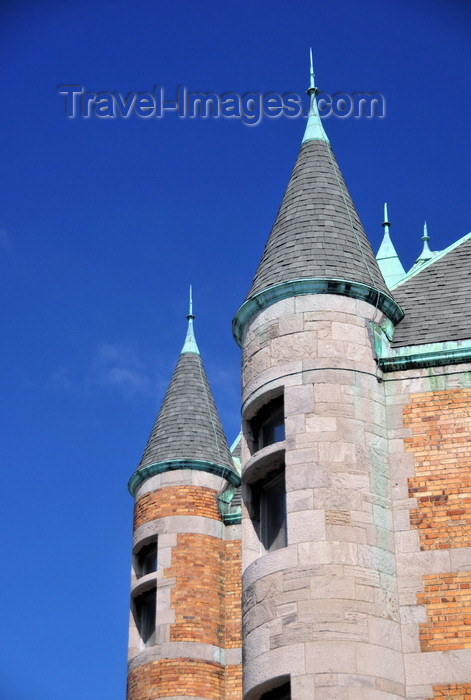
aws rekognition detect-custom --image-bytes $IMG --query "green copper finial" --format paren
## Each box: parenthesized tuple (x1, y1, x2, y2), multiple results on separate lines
(376, 202, 406, 288)
(420, 221, 432, 258)
(422, 221, 430, 243)
(408, 220, 437, 273)
(187, 284, 194, 320)
(308, 47, 316, 95)
(181, 285, 200, 355)
(302, 47, 329, 145)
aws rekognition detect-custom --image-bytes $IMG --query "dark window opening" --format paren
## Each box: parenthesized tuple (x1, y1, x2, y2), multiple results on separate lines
(134, 540, 157, 578)
(260, 679, 291, 700)
(250, 395, 285, 453)
(249, 466, 287, 552)
(261, 469, 287, 551)
(134, 587, 156, 647)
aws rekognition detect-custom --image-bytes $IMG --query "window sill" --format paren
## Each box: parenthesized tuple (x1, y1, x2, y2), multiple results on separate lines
(243, 441, 285, 484)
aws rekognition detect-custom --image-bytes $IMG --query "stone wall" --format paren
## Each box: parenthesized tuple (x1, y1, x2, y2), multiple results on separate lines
(240, 294, 404, 699)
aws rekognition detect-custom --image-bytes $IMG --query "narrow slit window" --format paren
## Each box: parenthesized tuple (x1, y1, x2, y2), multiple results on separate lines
(134, 587, 156, 647)
(251, 394, 285, 453)
(259, 467, 287, 552)
(134, 540, 157, 578)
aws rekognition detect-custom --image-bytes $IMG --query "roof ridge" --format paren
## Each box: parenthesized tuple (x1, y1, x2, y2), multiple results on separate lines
(391, 231, 471, 290)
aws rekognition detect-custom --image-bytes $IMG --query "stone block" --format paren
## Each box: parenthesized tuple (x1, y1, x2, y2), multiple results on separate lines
(305, 640, 356, 673)
(285, 384, 315, 415)
(355, 642, 405, 683)
(368, 616, 402, 651)
(286, 489, 314, 513)
(243, 644, 305, 697)
(310, 572, 356, 600)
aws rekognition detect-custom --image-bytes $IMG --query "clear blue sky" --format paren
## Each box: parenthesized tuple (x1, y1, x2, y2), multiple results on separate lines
(1, 1, 470, 698)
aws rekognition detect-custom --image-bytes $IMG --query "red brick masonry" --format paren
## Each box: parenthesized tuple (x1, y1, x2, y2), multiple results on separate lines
(405, 389, 471, 551)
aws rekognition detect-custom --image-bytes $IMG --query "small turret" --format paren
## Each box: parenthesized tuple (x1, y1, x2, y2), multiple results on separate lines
(127, 292, 241, 700)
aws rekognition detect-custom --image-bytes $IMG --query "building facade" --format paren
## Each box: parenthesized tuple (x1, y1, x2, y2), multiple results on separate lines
(126, 64, 471, 700)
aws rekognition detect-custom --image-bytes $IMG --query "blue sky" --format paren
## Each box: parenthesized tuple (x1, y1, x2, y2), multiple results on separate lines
(1, 1, 470, 698)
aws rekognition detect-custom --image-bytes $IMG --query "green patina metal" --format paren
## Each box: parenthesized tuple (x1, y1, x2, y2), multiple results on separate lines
(232, 278, 403, 347)
(128, 458, 241, 497)
(302, 48, 330, 145)
(181, 285, 200, 355)
(378, 341, 471, 373)
(218, 484, 242, 525)
(376, 203, 406, 288)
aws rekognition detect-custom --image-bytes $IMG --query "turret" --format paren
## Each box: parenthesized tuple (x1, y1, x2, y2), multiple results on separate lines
(233, 55, 405, 700)
(127, 293, 242, 700)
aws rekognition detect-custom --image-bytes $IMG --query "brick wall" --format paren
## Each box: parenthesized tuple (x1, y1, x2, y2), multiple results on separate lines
(127, 659, 225, 700)
(134, 485, 221, 529)
(166, 533, 225, 645)
(428, 683, 471, 699)
(417, 572, 471, 652)
(224, 539, 242, 648)
(404, 388, 471, 550)
(129, 482, 242, 699)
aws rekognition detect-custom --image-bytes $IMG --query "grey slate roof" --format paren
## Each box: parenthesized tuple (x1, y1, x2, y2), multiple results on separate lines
(246, 139, 389, 299)
(137, 348, 235, 472)
(391, 236, 471, 348)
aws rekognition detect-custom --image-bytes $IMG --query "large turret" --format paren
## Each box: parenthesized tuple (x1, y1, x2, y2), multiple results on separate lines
(233, 55, 405, 700)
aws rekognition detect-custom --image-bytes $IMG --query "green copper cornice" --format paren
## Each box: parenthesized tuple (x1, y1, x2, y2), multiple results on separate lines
(128, 458, 241, 497)
(377, 340, 471, 372)
(232, 278, 404, 346)
(218, 484, 242, 525)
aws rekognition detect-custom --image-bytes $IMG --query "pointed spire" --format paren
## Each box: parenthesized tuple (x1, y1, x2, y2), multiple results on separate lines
(302, 48, 330, 145)
(233, 60, 404, 345)
(376, 202, 406, 288)
(409, 221, 439, 273)
(134, 299, 235, 477)
(181, 285, 200, 355)
(421, 221, 433, 257)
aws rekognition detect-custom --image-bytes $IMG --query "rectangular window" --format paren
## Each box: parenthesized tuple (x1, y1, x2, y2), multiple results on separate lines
(134, 539, 157, 578)
(250, 394, 285, 453)
(260, 469, 287, 552)
(134, 587, 156, 647)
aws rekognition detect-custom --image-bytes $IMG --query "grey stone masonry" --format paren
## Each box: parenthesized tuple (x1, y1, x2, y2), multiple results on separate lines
(245, 140, 390, 300)
(240, 295, 405, 700)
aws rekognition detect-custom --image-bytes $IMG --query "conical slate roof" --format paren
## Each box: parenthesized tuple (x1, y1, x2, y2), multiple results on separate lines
(137, 320, 234, 473)
(246, 138, 390, 300)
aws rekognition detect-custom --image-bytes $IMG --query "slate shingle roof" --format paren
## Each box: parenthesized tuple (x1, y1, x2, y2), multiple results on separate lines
(246, 139, 389, 299)
(138, 347, 235, 472)
(391, 236, 471, 348)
